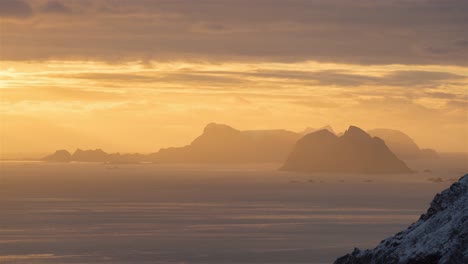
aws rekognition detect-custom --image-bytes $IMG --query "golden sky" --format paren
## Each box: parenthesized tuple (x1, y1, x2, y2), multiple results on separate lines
(1, 0, 467, 157)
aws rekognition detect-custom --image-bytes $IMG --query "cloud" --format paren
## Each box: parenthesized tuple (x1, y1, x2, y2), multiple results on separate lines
(455, 40, 468, 48)
(382, 71, 466, 87)
(191, 23, 231, 34)
(40, 1, 72, 14)
(52, 72, 248, 86)
(425, 92, 458, 99)
(1, 0, 467, 65)
(0, 87, 127, 103)
(292, 98, 340, 109)
(246, 70, 377, 86)
(446, 100, 468, 109)
(31, 67, 468, 92)
(162, 73, 249, 85)
(51, 73, 159, 82)
(244, 69, 466, 88)
(0, 0, 33, 18)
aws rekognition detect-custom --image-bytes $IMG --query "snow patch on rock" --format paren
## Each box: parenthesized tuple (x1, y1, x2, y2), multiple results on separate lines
(335, 174, 468, 264)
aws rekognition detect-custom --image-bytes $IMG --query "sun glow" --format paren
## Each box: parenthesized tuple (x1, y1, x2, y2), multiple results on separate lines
(1, 59, 467, 158)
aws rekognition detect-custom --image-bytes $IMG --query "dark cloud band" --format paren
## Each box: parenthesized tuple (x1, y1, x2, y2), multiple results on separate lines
(1, 0, 468, 65)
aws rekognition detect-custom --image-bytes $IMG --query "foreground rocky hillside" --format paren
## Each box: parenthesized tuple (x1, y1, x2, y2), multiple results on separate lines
(335, 174, 468, 264)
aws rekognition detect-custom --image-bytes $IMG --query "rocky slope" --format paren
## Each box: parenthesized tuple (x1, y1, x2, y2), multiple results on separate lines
(335, 174, 468, 264)
(281, 126, 411, 173)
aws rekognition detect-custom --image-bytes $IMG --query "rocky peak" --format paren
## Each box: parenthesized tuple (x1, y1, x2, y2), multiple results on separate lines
(42, 149, 72, 162)
(191, 123, 242, 145)
(203, 123, 239, 133)
(302, 128, 337, 141)
(342, 126, 371, 141)
(302, 125, 335, 135)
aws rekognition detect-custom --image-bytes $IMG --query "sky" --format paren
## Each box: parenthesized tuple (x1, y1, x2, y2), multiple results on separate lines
(1, 0, 467, 157)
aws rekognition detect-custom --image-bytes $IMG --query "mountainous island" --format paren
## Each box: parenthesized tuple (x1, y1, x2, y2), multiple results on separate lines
(368, 129, 439, 160)
(43, 149, 152, 163)
(335, 174, 468, 264)
(151, 123, 302, 163)
(43, 123, 432, 167)
(281, 126, 412, 173)
(42, 123, 302, 163)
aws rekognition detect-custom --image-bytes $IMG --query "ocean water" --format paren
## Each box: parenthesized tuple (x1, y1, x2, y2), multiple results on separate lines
(0, 162, 463, 263)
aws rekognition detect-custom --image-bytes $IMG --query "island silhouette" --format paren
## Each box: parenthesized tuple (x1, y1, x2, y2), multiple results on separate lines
(44, 123, 429, 173)
(150, 123, 301, 163)
(43, 123, 302, 164)
(281, 126, 412, 174)
(368, 128, 439, 160)
(43, 149, 152, 164)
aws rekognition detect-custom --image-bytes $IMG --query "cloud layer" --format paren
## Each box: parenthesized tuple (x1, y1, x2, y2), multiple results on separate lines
(0, 0, 33, 18)
(1, 60, 467, 154)
(1, 0, 468, 65)
(1, 1, 467, 156)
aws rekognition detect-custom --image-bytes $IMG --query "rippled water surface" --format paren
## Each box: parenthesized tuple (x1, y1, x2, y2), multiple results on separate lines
(0, 161, 464, 263)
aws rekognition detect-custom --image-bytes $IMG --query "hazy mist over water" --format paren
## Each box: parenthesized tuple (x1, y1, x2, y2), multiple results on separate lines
(1, 160, 465, 264)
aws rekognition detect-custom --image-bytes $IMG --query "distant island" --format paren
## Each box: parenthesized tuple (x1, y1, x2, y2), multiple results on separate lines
(43, 123, 435, 167)
(281, 126, 412, 174)
(368, 128, 439, 160)
(151, 123, 302, 163)
(42, 123, 301, 163)
(335, 174, 468, 263)
(43, 149, 153, 164)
